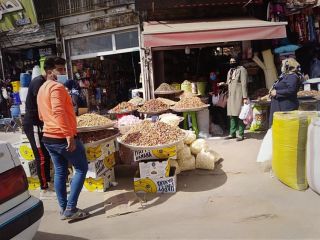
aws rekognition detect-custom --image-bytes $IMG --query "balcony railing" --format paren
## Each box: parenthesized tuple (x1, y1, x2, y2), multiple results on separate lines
(33, 0, 135, 22)
(135, 0, 263, 11)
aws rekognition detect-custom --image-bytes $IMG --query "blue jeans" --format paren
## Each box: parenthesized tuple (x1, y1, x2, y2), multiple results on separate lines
(44, 139, 88, 210)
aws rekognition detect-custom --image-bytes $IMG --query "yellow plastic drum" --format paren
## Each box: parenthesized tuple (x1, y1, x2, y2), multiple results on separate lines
(11, 81, 20, 93)
(272, 111, 318, 190)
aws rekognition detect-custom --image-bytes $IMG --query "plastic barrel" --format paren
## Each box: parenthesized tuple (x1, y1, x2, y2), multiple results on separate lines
(12, 92, 22, 105)
(20, 73, 31, 87)
(11, 81, 20, 93)
(10, 105, 21, 117)
(197, 82, 207, 96)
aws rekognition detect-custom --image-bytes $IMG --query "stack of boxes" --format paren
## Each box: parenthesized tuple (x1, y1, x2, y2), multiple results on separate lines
(81, 139, 117, 192)
(13, 136, 40, 190)
(133, 145, 178, 193)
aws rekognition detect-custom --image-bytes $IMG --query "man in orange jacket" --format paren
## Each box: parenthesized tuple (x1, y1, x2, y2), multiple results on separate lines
(37, 57, 89, 220)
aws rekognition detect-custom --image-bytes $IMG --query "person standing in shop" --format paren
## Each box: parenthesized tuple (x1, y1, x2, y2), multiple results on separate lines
(23, 63, 54, 200)
(37, 57, 89, 220)
(269, 58, 301, 127)
(219, 57, 249, 141)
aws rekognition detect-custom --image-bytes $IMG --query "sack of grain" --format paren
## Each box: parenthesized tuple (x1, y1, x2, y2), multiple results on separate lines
(178, 155, 196, 171)
(196, 149, 221, 170)
(190, 139, 208, 155)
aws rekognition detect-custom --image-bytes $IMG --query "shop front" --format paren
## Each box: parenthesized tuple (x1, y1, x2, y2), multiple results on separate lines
(141, 18, 287, 99)
(63, 26, 141, 112)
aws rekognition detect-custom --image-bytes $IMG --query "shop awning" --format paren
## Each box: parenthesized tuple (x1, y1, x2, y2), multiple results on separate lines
(143, 18, 287, 48)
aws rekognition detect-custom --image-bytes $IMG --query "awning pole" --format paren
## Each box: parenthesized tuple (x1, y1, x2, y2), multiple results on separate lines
(0, 49, 5, 81)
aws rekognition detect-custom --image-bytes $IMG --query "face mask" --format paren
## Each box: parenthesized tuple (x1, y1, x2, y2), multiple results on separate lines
(57, 75, 68, 85)
(230, 63, 237, 68)
(210, 72, 217, 81)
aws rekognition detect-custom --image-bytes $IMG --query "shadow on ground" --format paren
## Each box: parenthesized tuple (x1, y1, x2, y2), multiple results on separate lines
(34, 232, 89, 240)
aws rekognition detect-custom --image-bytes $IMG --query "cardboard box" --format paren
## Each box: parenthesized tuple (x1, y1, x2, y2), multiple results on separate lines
(133, 145, 177, 162)
(139, 160, 170, 179)
(84, 140, 115, 162)
(86, 153, 116, 178)
(134, 167, 177, 193)
(13, 142, 35, 161)
(82, 168, 115, 192)
(27, 177, 41, 190)
(21, 159, 37, 177)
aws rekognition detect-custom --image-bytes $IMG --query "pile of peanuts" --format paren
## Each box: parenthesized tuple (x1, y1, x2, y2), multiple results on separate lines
(120, 121, 185, 147)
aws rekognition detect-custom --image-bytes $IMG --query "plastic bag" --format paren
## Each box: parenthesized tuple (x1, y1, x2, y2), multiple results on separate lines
(177, 145, 192, 160)
(190, 139, 208, 155)
(178, 155, 196, 171)
(250, 105, 268, 131)
(184, 130, 196, 145)
(257, 129, 272, 172)
(196, 148, 221, 170)
(216, 92, 228, 108)
(239, 103, 251, 120)
(212, 94, 219, 105)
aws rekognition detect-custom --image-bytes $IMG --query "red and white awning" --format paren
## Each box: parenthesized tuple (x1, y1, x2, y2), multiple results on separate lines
(143, 18, 287, 48)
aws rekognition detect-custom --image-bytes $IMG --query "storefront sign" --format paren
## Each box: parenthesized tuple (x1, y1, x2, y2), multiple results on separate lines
(0, 0, 37, 31)
(39, 47, 53, 57)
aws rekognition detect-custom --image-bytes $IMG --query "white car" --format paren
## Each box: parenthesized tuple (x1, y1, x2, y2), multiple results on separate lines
(0, 141, 43, 240)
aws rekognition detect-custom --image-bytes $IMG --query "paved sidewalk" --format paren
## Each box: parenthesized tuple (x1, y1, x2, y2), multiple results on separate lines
(27, 132, 320, 240)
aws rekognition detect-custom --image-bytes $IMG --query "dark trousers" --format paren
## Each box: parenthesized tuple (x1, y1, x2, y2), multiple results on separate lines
(24, 124, 51, 189)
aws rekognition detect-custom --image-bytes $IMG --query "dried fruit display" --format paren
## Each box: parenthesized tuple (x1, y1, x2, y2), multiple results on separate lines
(78, 129, 119, 143)
(138, 99, 169, 113)
(129, 97, 145, 106)
(120, 121, 185, 147)
(298, 90, 320, 98)
(155, 83, 176, 92)
(173, 96, 206, 110)
(109, 102, 136, 114)
(157, 98, 177, 106)
(77, 113, 113, 127)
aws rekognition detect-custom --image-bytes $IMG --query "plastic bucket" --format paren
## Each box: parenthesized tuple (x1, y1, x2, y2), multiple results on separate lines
(197, 82, 207, 96)
(20, 73, 31, 87)
(181, 81, 192, 93)
(10, 105, 21, 117)
(11, 81, 20, 93)
(171, 83, 181, 90)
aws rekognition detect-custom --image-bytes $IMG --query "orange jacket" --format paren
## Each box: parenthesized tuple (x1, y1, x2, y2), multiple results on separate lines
(37, 80, 77, 139)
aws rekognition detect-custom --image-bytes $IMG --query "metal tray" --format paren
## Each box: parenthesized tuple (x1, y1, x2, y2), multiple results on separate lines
(154, 90, 183, 95)
(117, 135, 185, 151)
(77, 122, 116, 133)
(171, 104, 210, 112)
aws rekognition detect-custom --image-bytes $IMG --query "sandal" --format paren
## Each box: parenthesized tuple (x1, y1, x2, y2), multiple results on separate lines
(63, 208, 90, 220)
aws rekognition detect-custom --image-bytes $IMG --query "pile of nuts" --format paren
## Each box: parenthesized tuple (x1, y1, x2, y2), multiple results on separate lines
(120, 121, 185, 147)
(128, 97, 145, 106)
(138, 99, 169, 113)
(109, 102, 136, 114)
(155, 83, 176, 92)
(157, 97, 177, 106)
(298, 90, 320, 98)
(173, 96, 206, 110)
(77, 113, 113, 127)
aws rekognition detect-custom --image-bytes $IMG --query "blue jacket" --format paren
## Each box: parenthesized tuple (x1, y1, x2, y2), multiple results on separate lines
(269, 73, 300, 127)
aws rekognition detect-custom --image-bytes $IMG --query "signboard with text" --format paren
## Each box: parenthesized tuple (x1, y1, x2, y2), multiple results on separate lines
(0, 0, 37, 32)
